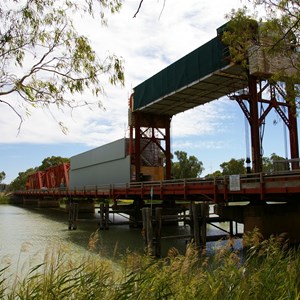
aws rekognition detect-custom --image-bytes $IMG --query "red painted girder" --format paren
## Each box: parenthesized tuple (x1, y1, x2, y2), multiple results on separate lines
(15, 171, 300, 202)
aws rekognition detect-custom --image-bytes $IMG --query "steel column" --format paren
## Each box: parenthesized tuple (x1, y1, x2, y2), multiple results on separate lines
(286, 83, 299, 169)
(248, 75, 262, 173)
(130, 109, 171, 181)
(134, 112, 141, 181)
(165, 118, 171, 180)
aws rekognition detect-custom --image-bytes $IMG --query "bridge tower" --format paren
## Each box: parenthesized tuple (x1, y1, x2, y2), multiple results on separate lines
(128, 95, 172, 181)
(232, 75, 299, 173)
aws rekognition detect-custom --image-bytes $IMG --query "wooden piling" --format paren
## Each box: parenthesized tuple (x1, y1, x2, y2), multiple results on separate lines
(191, 202, 208, 249)
(99, 203, 104, 229)
(229, 220, 234, 236)
(155, 207, 162, 257)
(142, 208, 146, 241)
(68, 202, 78, 230)
(200, 203, 208, 246)
(142, 207, 153, 256)
(192, 203, 201, 248)
(105, 202, 109, 229)
(99, 203, 110, 230)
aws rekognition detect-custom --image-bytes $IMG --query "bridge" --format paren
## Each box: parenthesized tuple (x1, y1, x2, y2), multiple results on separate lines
(15, 170, 300, 203)
(129, 22, 299, 180)
(14, 21, 300, 252)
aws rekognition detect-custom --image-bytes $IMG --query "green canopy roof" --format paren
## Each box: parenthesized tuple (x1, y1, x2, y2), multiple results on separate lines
(133, 33, 247, 116)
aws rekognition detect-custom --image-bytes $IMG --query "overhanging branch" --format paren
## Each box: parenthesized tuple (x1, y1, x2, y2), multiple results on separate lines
(0, 98, 23, 134)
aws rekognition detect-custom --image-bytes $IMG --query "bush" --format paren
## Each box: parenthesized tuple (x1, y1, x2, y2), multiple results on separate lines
(0, 193, 9, 204)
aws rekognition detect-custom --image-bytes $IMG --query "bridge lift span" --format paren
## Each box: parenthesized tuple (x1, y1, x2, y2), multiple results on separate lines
(14, 22, 300, 250)
(129, 23, 299, 179)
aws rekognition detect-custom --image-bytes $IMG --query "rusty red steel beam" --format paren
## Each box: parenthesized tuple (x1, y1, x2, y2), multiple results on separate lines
(14, 171, 300, 203)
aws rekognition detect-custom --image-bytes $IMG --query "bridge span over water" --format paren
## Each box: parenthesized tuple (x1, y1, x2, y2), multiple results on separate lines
(16, 170, 300, 203)
(14, 22, 300, 251)
(14, 168, 300, 249)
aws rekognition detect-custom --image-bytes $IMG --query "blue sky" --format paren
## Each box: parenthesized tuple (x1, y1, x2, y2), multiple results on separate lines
(1, 0, 299, 183)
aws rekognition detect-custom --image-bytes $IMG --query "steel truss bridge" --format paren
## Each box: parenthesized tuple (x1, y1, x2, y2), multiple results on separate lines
(15, 170, 300, 203)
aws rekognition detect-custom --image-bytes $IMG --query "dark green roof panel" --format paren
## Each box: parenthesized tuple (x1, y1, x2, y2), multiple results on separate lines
(133, 36, 229, 111)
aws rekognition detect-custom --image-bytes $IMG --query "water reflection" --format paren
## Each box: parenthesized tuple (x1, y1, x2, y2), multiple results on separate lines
(0, 204, 243, 267)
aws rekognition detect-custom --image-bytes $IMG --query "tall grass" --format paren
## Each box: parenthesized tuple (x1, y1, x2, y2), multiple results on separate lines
(1, 229, 300, 299)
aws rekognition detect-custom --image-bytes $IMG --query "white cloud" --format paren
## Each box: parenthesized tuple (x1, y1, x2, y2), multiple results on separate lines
(2, 0, 246, 146)
(1, 0, 253, 182)
(172, 99, 235, 138)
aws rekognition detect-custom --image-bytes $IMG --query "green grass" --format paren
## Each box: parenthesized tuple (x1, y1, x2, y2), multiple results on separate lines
(1, 229, 300, 299)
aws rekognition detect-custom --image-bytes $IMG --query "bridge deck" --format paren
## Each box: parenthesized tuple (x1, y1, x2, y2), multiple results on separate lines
(15, 171, 300, 203)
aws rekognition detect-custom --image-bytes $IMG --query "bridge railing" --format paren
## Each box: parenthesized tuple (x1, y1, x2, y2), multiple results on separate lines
(14, 169, 300, 202)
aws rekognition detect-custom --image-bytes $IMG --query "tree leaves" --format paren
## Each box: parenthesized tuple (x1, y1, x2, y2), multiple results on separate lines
(171, 150, 204, 179)
(0, 0, 124, 131)
(0, 171, 6, 184)
(220, 158, 246, 175)
(223, 2, 300, 106)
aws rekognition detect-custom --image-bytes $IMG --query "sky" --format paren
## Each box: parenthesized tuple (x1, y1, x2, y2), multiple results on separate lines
(1, 0, 298, 184)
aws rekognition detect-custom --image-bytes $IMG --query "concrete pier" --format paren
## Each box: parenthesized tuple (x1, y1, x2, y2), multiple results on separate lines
(243, 203, 300, 244)
(216, 202, 300, 244)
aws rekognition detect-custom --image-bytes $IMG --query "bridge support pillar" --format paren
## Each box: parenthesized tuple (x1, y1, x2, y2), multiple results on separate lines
(38, 198, 60, 208)
(243, 203, 300, 244)
(66, 199, 95, 214)
(216, 202, 300, 244)
(10, 195, 24, 205)
(99, 203, 110, 230)
(23, 198, 39, 206)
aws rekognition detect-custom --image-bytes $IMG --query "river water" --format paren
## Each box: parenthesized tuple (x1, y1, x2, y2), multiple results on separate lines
(0, 204, 243, 269)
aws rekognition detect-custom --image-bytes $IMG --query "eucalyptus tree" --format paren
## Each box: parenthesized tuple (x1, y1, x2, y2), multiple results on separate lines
(8, 168, 36, 190)
(0, 171, 6, 183)
(220, 158, 247, 175)
(171, 151, 204, 179)
(39, 156, 70, 171)
(0, 0, 124, 132)
(223, 3, 300, 105)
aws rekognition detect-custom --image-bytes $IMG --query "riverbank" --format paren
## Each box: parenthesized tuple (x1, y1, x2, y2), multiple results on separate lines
(1, 230, 299, 299)
(0, 193, 9, 204)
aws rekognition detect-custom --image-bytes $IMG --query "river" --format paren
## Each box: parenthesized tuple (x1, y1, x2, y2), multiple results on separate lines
(0, 204, 243, 269)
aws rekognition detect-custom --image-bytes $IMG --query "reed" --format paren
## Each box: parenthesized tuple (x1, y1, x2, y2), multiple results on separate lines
(1, 229, 300, 299)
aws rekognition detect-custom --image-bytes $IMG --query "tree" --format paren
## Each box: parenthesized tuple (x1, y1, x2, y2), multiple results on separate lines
(39, 156, 70, 171)
(222, 9, 259, 72)
(220, 158, 246, 175)
(0, 171, 6, 183)
(8, 168, 36, 191)
(204, 170, 222, 178)
(171, 151, 204, 179)
(0, 0, 124, 131)
(223, 5, 300, 103)
(262, 153, 287, 173)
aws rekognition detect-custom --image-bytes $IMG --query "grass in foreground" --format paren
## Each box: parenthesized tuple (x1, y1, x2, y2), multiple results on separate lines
(1, 229, 300, 299)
